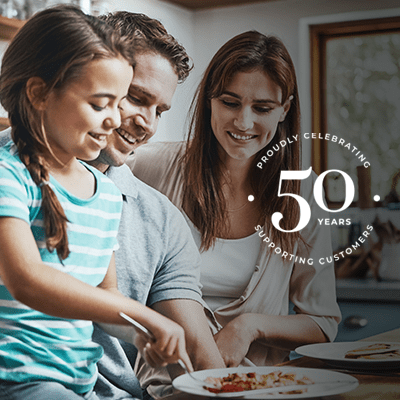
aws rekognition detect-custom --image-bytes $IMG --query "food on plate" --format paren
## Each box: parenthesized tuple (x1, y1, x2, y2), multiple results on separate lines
(344, 343, 400, 359)
(204, 371, 314, 394)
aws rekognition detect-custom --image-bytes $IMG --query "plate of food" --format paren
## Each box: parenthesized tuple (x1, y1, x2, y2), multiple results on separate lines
(295, 342, 400, 370)
(172, 366, 358, 399)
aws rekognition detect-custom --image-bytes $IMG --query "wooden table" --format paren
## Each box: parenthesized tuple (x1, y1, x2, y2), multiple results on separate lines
(175, 329, 400, 400)
(280, 328, 400, 399)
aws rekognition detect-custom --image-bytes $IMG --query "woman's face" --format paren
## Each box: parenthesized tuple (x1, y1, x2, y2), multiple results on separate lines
(210, 69, 291, 164)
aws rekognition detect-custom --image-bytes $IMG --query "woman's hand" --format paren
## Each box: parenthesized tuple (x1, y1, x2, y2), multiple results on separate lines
(134, 313, 193, 372)
(214, 313, 329, 368)
(213, 314, 258, 367)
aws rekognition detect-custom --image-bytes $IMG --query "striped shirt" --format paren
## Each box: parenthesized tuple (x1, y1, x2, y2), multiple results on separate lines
(0, 141, 122, 394)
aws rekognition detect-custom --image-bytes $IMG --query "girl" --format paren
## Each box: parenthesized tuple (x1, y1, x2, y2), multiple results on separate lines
(130, 31, 341, 397)
(0, 6, 192, 400)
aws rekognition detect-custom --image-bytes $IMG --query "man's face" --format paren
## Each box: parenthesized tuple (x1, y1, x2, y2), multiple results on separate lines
(91, 51, 178, 172)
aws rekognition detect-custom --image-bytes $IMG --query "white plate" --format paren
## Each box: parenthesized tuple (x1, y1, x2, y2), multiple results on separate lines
(295, 342, 400, 370)
(172, 366, 358, 399)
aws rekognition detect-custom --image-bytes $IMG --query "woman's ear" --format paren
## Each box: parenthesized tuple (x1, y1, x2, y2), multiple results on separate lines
(279, 95, 293, 122)
(26, 77, 48, 110)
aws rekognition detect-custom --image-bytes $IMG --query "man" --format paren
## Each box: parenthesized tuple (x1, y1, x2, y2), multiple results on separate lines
(85, 12, 225, 400)
(0, 12, 224, 400)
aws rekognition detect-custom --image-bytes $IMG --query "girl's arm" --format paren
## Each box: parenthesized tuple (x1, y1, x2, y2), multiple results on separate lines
(0, 216, 192, 370)
(213, 313, 326, 367)
(96, 254, 192, 368)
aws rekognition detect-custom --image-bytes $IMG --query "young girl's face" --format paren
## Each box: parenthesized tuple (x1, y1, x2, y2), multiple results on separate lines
(42, 56, 133, 164)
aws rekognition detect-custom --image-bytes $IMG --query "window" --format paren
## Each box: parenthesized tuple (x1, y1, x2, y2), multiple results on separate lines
(310, 17, 400, 207)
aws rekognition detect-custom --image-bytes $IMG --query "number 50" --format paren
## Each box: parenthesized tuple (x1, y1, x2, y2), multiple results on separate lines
(271, 167, 355, 233)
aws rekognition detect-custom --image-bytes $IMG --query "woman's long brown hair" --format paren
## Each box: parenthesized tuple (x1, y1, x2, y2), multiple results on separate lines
(0, 5, 134, 260)
(183, 31, 302, 252)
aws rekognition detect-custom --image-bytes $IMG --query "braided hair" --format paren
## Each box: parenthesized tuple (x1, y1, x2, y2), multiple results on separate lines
(0, 5, 134, 260)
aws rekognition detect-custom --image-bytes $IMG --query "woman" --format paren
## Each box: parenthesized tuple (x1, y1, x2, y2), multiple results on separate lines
(129, 30, 341, 375)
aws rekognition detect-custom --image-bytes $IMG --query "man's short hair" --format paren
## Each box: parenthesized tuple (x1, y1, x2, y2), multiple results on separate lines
(100, 12, 192, 82)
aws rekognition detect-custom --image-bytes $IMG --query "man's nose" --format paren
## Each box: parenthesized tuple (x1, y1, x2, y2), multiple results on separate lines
(133, 109, 157, 137)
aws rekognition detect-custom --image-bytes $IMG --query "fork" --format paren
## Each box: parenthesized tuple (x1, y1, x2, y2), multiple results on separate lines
(119, 312, 218, 389)
(177, 359, 219, 389)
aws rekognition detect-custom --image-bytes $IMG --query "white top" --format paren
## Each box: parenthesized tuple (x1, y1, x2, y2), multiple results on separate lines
(184, 213, 261, 311)
(129, 141, 342, 368)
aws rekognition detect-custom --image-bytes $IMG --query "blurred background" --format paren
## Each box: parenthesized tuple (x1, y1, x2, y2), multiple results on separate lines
(1, 0, 400, 340)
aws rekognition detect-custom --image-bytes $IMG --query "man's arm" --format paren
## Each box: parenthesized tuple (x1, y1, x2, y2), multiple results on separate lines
(153, 298, 225, 377)
(96, 256, 193, 370)
(143, 198, 225, 372)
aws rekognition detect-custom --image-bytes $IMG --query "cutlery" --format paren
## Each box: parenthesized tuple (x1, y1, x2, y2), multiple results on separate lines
(119, 312, 219, 389)
(119, 312, 155, 340)
(176, 359, 219, 389)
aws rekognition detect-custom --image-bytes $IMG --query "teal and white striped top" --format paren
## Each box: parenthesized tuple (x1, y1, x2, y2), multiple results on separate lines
(0, 141, 122, 394)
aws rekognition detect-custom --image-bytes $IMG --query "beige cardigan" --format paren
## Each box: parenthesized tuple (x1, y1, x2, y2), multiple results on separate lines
(127, 141, 341, 395)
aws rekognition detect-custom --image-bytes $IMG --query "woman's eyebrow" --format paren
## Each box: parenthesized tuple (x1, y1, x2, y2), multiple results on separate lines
(222, 90, 280, 105)
(254, 99, 280, 105)
(221, 90, 240, 99)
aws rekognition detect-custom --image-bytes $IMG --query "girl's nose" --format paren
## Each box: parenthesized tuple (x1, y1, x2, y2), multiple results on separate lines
(104, 106, 122, 131)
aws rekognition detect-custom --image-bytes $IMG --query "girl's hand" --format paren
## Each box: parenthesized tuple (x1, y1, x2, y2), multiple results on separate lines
(134, 314, 193, 371)
(213, 314, 258, 367)
(134, 332, 164, 366)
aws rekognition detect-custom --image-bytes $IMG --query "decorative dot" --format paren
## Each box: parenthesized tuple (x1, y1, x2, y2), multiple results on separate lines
(248, 195, 255, 202)
(373, 195, 380, 202)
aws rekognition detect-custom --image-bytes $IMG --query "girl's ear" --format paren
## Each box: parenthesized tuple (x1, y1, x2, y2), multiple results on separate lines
(279, 95, 293, 122)
(26, 77, 48, 110)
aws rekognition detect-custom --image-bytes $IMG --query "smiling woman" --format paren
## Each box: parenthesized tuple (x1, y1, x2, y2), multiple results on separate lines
(210, 69, 291, 164)
(129, 30, 341, 399)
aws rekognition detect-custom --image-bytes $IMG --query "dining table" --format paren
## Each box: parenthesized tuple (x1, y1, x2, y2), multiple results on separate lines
(174, 327, 400, 400)
(278, 327, 400, 400)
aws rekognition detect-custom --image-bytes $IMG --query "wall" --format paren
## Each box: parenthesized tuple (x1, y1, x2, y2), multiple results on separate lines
(192, 0, 400, 82)
(191, 0, 400, 165)
(107, 0, 400, 150)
